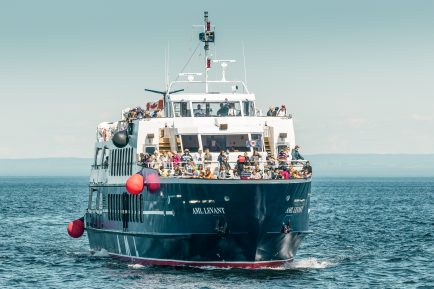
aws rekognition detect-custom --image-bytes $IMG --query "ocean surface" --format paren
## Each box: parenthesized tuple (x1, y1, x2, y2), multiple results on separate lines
(0, 177, 433, 289)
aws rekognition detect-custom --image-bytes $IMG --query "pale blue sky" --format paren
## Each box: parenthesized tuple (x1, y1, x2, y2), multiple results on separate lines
(0, 0, 433, 158)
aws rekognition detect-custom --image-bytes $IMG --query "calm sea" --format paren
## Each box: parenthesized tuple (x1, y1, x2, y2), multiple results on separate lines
(0, 177, 433, 288)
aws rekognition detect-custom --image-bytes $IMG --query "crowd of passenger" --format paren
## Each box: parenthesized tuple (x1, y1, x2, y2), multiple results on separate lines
(137, 145, 312, 180)
(125, 107, 163, 123)
(266, 105, 287, 116)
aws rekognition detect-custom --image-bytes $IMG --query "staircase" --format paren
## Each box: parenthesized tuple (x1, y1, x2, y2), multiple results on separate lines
(158, 129, 171, 152)
(176, 135, 182, 152)
(264, 137, 272, 154)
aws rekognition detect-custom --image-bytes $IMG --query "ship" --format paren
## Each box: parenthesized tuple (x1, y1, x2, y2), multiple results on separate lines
(68, 12, 312, 269)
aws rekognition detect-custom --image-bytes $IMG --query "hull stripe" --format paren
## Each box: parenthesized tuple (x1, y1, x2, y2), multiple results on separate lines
(109, 252, 292, 268)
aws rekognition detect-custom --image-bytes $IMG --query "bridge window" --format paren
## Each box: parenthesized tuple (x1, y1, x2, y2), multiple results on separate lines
(173, 102, 191, 117)
(181, 135, 199, 152)
(243, 101, 255, 116)
(192, 102, 241, 117)
(201, 134, 249, 152)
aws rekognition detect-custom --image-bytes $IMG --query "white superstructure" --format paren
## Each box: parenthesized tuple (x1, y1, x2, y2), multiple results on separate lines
(91, 11, 298, 184)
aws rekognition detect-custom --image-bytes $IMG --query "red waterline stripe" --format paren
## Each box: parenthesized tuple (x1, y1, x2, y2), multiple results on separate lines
(110, 254, 291, 269)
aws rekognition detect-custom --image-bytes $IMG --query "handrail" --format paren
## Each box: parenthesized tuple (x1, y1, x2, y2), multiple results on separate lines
(137, 159, 311, 180)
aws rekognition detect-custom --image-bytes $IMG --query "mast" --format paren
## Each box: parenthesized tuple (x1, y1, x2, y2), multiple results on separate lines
(199, 11, 215, 93)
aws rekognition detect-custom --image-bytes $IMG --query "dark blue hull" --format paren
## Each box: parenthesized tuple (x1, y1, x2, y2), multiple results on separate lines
(85, 179, 311, 268)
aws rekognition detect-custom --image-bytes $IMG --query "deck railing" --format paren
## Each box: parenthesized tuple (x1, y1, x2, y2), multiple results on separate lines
(137, 159, 312, 180)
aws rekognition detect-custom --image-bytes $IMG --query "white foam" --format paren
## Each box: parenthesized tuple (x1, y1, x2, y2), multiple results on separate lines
(92, 248, 109, 257)
(128, 263, 146, 269)
(286, 257, 334, 269)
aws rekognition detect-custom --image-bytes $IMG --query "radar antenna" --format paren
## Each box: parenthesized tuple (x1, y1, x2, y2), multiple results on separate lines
(198, 11, 215, 93)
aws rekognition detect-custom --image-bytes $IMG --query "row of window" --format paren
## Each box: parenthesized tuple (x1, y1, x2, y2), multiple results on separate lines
(110, 148, 134, 176)
(107, 193, 144, 223)
(173, 101, 255, 117)
(179, 133, 263, 153)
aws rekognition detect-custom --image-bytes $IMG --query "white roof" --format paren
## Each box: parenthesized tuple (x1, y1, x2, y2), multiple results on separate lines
(168, 93, 255, 102)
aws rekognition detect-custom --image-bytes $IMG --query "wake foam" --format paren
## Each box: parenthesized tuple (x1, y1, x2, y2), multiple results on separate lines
(128, 263, 146, 269)
(92, 248, 110, 257)
(286, 257, 334, 269)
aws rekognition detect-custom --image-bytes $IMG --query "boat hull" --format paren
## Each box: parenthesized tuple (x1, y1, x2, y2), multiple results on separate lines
(85, 179, 311, 268)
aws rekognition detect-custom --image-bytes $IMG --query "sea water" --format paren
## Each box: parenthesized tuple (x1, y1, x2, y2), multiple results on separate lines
(0, 177, 433, 288)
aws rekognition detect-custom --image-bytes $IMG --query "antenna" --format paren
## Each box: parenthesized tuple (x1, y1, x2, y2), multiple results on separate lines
(242, 41, 247, 85)
(198, 11, 215, 93)
(167, 41, 170, 90)
(164, 47, 167, 87)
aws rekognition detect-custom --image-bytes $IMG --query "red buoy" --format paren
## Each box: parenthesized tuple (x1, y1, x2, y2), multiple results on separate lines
(126, 174, 145, 195)
(67, 218, 84, 238)
(146, 173, 160, 193)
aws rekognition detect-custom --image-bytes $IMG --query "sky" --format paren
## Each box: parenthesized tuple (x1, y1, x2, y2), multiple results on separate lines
(0, 0, 433, 158)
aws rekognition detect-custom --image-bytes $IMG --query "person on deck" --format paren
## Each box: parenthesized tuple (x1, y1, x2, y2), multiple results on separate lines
(204, 148, 212, 165)
(266, 106, 274, 116)
(194, 149, 204, 165)
(203, 167, 215, 179)
(180, 148, 193, 166)
(291, 145, 304, 160)
(277, 105, 287, 116)
(218, 150, 227, 169)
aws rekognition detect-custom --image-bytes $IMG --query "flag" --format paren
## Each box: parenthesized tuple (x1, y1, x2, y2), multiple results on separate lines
(146, 99, 164, 111)
(246, 139, 262, 148)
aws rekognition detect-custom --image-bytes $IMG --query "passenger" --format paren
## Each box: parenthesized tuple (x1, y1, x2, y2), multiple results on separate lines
(218, 150, 226, 169)
(278, 148, 289, 170)
(266, 106, 275, 116)
(252, 168, 262, 180)
(194, 149, 204, 165)
(281, 169, 290, 179)
(136, 107, 144, 119)
(243, 152, 251, 166)
(144, 110, 151, 118)
(156, 109, 163, 118)
(204, 148, 212, 165)
(180, 148, 193, 166)
(218, 167, 226, 179)
(303, 161, 312, 178)
(272, 168, 282, 179)
(159, 166, 169, 177)
(251, 149, 261, 166)
(263, 168, 272, 179)
(159, 151, 169, 169)
(240, 166, 252, 180)
(228, 103, 237, 116)
(217, 102, 229, 116)
(103, 156, 109, 168)
(213, 166, 220, 178)
(266, 152, 276, 169)
(273, 106, 279, 116)
(184, 161, 195, 177)
(174, 166, 183, 176)
(277, 105, 287, 116)
(194, 104, 206, 117)
(203, 167, 215, 179)
(171, 150, 181, 167)
(191, 165, 200, 178)
(137, 153, 146, 166)
(291, 145, 304, 160)
(236, 155, 246, 175)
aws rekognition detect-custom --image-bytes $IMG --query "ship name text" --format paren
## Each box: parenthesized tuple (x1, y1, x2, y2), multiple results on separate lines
(192, 207, 225, 215)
